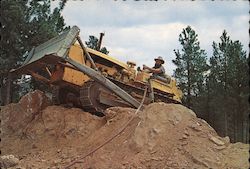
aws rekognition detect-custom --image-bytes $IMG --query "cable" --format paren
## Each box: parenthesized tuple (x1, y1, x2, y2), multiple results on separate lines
(64, 87, 147, 169)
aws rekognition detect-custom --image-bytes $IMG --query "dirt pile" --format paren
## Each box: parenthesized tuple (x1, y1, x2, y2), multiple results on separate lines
(1, 90, 50, 137)
(72, 103, 249, 169)
(0, 91, 249, 169)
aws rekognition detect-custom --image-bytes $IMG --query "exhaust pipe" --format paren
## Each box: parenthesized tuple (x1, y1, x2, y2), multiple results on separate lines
(97, 32, 105, 51)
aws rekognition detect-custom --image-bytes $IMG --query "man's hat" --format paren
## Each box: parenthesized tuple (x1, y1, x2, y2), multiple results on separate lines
(154, 56, 165, 64)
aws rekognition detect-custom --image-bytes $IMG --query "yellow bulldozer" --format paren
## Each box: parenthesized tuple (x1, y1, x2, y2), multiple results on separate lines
(11, 26, 182, 114)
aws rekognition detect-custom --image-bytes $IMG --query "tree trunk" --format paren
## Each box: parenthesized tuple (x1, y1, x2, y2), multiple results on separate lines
(224, 54, 228, 137)
(187, 58, 191, 108)
(0, 76, 6, 106)
(206, 79, 211, 125)
(5, 74, 12, 105)
(0, 85, 3, 106)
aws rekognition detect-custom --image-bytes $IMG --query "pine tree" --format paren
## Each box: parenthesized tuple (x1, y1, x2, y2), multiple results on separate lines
(208, 30, 249, 142)
(0, 0, 68, 105)
(85, 35, 109, 54)
(173, 26, 208, 111)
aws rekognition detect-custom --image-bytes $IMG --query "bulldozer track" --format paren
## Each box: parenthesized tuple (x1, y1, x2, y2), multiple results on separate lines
(79, 80, 109, 113)
(78, 78, 179, 112)
(79, 81, 97, 112)
(52, 77, 180, 114)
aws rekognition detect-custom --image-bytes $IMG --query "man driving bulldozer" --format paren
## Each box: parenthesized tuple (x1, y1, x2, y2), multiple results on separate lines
(142, 56, 166, 102)
(143, 56, 165, 78)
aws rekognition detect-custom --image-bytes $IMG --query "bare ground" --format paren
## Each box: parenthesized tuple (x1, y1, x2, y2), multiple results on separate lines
(0, 90, 249, 169)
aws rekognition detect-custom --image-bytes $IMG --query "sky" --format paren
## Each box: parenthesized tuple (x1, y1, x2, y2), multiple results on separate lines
(52, 0, 249, 75)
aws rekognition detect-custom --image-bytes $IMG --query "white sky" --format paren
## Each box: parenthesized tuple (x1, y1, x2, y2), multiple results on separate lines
(52, 1, 248, 75)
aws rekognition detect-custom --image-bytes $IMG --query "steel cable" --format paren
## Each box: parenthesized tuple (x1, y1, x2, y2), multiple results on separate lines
(64, 87, 147, 169)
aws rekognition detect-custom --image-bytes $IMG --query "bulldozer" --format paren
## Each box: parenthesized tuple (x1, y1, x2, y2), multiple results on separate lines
(11, 26, 183, 114)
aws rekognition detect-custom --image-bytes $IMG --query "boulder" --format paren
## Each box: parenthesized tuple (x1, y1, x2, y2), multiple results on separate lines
(0, 90, 51, 136)
(0, 155, 19, 169)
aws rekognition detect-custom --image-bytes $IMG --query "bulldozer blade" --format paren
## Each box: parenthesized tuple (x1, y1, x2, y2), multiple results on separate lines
(10, 26, 80, 75)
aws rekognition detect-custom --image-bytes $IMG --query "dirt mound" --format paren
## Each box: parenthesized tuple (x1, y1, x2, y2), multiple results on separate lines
(25, 106, 105, 139)
(1, 91, 249, 169)
(71, 103, 248, 169)
(1, 90, 50, 136)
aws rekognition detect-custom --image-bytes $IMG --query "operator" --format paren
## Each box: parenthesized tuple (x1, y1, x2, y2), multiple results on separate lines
(143, 56, 165, 78)
(142, 56, 166, 102)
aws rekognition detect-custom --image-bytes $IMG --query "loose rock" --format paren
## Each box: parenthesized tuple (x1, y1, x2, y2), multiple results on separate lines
(209, 135, 225, 146)
(0, 155, 19, 169)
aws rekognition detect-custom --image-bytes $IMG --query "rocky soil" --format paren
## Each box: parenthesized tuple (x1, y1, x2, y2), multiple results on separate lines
(0, 90, 249, 169)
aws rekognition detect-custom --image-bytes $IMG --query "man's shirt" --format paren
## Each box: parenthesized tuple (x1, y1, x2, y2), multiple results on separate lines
(152, 64, 165, 77)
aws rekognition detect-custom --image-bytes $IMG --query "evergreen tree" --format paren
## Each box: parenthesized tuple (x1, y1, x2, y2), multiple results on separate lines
(208, 30, 249, 142)
(0, 0, 68, 105)
(85, 35, 109, 54)
(86, 36, 99, 50)
(172, 26, 208, 110)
